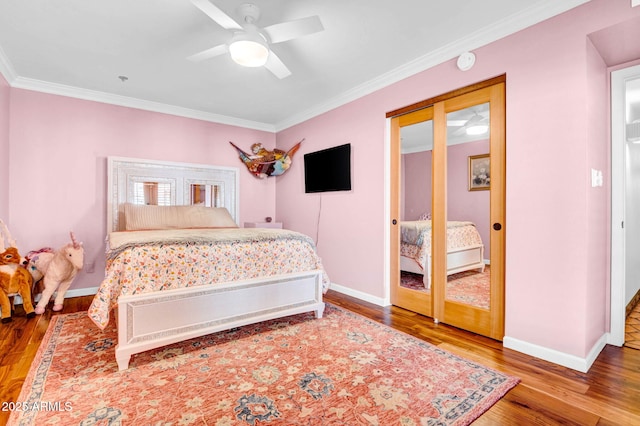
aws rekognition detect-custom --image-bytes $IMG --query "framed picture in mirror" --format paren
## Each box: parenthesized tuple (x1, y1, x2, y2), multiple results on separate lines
(468, 154, 490, 191)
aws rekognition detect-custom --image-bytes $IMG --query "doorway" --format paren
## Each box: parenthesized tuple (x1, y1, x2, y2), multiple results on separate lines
(388, 76, 506, 340)
(610, 63, 640, 346)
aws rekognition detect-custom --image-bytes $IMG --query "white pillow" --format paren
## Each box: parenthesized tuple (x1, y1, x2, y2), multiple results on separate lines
(124, 204, 238, 231)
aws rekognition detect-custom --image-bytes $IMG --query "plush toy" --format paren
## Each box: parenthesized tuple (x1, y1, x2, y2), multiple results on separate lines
(24, 247, 53, 297)
(0, 219, 35, 323)
(33, 232, 84, 314)
(230, 139, 303, 178)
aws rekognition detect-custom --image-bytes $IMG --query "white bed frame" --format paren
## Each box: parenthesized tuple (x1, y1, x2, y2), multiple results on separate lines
(107, 157, 325, 370)
(400, 244, 485, 289)
(115, 270, 324, 371)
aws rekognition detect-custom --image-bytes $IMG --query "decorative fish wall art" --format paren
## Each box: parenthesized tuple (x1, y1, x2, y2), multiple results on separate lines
(230, 139, 303, 178)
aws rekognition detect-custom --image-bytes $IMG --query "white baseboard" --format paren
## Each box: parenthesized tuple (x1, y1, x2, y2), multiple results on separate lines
(328, 282, 390, 307)
(503, 333, 608, 373)
(12, 286, 99, 305)
(606, 331, 624, 347)
(64, 286, 99, 298)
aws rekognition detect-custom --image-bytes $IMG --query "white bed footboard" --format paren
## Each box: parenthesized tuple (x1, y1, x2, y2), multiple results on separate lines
(115, 270, 325, 370)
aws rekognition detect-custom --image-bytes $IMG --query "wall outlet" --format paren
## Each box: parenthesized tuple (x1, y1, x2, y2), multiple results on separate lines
(86, 261, 96, 273)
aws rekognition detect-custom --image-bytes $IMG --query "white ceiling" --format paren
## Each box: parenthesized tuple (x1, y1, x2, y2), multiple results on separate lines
(0, 0, 590, 132)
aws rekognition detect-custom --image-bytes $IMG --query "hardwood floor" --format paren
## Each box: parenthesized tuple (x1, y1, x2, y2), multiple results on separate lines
(0, 296, 94, 425)
(1, 291, 639, 425)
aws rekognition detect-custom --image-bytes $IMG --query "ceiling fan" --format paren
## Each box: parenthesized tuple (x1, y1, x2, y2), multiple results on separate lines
(188, 0, 324, 79)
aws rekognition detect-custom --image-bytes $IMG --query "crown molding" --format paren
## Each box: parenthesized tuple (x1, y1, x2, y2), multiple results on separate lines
(0, 41, 275, 132)
(0, 42, 276, 132)
(273, 0, 591, 131)
(10, 76, 276, 132)
(1, 0, 589, 134)
(0, 44, 17, 84)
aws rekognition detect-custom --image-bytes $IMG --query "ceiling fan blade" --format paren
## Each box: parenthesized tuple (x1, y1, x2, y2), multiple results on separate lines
(263, 16, 323, 44)
(451, 126, 468, 136)
(187, 44, 229, 62)
(264, 51, 292, 79)
(465, 114, 484, 126)
(450, 114, 489, 136)
(191, 0, 242, 30)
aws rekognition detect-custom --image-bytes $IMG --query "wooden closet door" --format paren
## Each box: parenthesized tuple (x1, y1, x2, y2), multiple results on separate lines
(390, 107, 434, 317)
(433, 83, 505, 340)
(389, 77, 505, 341)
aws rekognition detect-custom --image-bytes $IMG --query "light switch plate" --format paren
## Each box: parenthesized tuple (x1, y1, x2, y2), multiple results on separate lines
(591, 168, 603, 187)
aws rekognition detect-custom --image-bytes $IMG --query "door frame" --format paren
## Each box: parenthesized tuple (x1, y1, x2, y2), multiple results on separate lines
(610, 63, 640, 345)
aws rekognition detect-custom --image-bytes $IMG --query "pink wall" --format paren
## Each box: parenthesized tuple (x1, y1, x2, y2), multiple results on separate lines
(276, 99, 386, 293)
(0, 73, 9, 221)
(276, 0, 640, 360)
(8, 89, 276, 289)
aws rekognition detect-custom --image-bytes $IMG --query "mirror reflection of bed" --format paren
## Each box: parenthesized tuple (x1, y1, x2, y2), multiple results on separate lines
(399, 220, 489, 309)
(400, 104, 491, 310)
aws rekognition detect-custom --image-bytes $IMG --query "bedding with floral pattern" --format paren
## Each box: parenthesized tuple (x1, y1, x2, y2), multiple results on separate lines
(88, 228, 330, 329)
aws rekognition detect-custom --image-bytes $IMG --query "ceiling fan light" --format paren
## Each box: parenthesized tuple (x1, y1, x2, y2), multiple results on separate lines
(466, 124, 488, 135)
(229, 36, 269, 67)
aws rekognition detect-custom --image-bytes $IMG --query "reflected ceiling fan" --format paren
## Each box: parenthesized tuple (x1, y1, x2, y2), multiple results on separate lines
(188, 0, 324, 79)
(450, 110, 489, 136)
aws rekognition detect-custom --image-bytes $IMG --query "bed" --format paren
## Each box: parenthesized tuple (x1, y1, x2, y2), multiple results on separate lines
(400, 220, 484, 289)
(88, 157, 329, 370)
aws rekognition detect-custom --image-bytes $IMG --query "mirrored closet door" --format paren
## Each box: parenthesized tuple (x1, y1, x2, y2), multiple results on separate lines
(389, 77, 505, 340)
(391, 107, 435, 317)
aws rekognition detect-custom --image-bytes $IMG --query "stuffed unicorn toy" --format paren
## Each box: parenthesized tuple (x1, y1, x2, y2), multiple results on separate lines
(33, 232, 84, 314)
(0, 219, 35, 323)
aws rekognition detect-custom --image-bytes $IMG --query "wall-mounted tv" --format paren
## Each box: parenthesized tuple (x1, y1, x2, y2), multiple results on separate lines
(304, 143, 352, 193)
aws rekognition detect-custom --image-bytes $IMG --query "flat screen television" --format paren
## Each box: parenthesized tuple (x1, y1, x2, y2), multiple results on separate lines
(304, 143, 352, 193)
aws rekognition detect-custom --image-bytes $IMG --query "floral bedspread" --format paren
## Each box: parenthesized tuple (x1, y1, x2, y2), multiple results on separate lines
(88, 228, 330, 329)
(400, 220, 483, 270)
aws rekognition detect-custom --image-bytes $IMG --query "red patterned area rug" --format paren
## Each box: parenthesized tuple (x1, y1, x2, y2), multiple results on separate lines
(10, 304, 518, 425)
